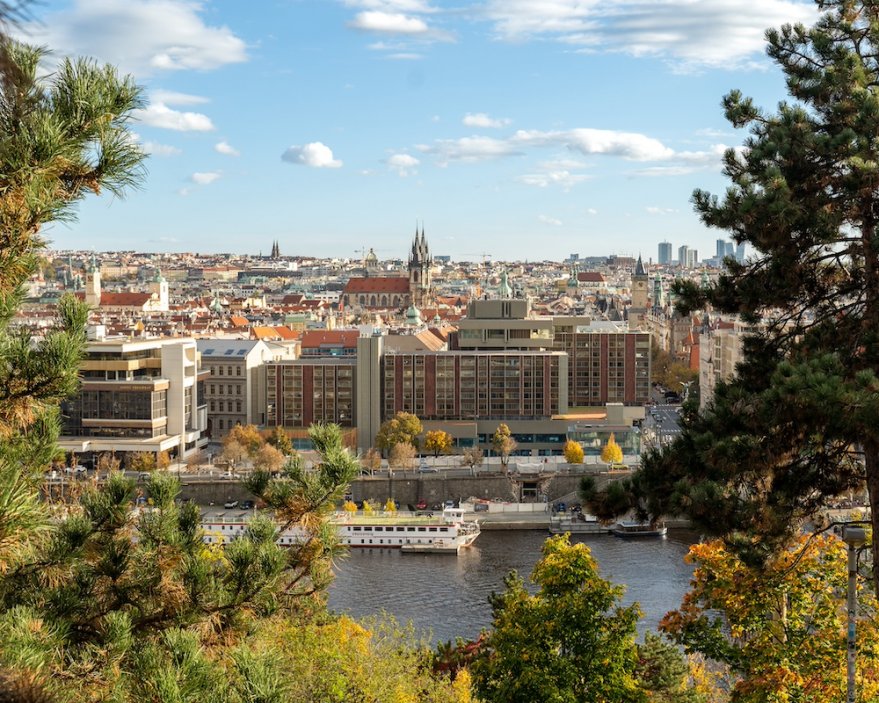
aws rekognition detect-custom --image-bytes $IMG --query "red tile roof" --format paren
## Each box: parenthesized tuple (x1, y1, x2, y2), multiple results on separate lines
(577, 271, 606, 283)
(343, 276, 410, 294)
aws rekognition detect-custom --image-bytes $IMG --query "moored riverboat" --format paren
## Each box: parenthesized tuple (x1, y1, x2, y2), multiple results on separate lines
(611, 521, 668, 538)
(202, 507, 481, 554)
(549, 514, 610, 535)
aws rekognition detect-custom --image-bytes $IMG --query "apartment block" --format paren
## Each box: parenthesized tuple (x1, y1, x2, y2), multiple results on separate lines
(197, 339, 296, 437)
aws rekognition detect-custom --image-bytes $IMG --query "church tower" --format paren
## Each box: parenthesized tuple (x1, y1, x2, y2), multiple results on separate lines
(629, 255, 648, 330)
(85, 254, 101, 307)
(408, 225, 432, 308)
(151, 268, 170, 312)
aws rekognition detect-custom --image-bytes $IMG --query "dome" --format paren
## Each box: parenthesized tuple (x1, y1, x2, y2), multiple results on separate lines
(405, 303, 422, 326)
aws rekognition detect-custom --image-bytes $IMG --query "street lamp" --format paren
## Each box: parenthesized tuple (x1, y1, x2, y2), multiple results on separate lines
(842, 523, 867, 703)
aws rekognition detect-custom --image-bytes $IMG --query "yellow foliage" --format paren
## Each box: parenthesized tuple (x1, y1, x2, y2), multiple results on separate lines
(384, 498, 397, 513)
(563, 440, 584, 464)
(600, 433, 623, 465)
(662, 535, 879, 703)
(343, 500, 358, 515)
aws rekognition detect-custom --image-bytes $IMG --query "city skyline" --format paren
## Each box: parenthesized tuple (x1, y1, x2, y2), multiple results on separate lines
(21, 0, 816, 260)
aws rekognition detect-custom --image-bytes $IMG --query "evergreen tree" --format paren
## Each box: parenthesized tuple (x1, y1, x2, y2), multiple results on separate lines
(602, 0, 879, 583)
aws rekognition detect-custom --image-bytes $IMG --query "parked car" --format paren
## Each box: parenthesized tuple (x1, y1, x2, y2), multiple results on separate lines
(240, 500, 254, 510)
(416, 500, 428, 510)
(138, 472, 151, 482)
(223, 499, 239, 509)
(417, 463, 439, 473)
(219, 471, 240, 480)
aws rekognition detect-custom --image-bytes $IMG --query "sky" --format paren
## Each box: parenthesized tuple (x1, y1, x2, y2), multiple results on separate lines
(19, 0, 819, 261)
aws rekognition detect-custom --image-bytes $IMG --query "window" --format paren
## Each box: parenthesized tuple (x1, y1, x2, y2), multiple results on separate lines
(236, 400, 242, 412)
(219, 366, 224, 376)
(236, 366, 241, 376)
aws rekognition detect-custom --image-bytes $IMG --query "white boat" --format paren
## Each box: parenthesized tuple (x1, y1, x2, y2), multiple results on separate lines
(611, 521, 668, 538)
(201, 506, 481, 555)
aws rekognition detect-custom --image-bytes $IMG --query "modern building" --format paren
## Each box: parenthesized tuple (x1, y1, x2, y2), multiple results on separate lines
(60, 336, 209, 463)
(657, 241, 673, 265)
(677, 245, 690, 269)
(715, 239, 727, 259)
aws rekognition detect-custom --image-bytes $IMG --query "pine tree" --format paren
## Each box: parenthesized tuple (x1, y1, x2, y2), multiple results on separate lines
(623, 0, 879, 584)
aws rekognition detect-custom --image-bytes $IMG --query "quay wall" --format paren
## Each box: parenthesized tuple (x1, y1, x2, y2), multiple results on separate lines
(172, 472, 627, 507)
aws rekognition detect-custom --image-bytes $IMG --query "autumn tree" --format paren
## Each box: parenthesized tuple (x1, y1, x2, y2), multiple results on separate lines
(661, 535, 879, 703)
(267, 425, 293, 455)
(424, 429, 453, 457)
(600, 432, 623, 467)
(563, 439, 584, 464)
(471, 534, 644, 703)
(628, 0, 879, 588)
(492, 423, 517, 470)
(460, 447, 484, 473)
(225, 422, 264, 456)
(127, 451, 156, 472)
(651, 341, 698, 390)
(361, 447, 382, 472)
(374, 412, 423, 454)
(388, 441, 416, 470)
(253, 443, 285, 475)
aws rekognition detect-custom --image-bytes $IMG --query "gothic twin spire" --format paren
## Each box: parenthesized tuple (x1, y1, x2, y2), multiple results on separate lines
(409, 224, 430, 265)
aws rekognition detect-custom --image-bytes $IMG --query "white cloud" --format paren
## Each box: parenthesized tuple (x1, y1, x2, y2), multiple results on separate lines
(538, 214, 562, 226)
(133, 102, 215, 131)
(387, 52, 424, 60)
(646, 206, 677, 215)
(23, 0, 247, 76)
(349, 11, 430, 34)
(513, 128, 674, 161)
(484, 0, 817, 70)
(586, 208, 598, 215)
(142, 141, 181, 156)
(215, 140, 240, 157)
(518, 170, 592, 190)
(387, 153, 420, 176)
(417, 136, 522, 165)
(150, 89, 209, 106)
(282, 142, 343, 168)
(192, 171, 221, 185)
(463, 112, 512, 129)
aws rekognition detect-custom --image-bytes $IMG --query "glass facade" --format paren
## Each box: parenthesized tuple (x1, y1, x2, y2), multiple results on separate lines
(61, 389, 167, 438)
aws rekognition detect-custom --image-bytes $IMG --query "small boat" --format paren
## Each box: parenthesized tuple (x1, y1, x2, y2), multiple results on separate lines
(201, 506, 480, 554)
(549, 514, 610, 535)
(611, 521, 667, 538)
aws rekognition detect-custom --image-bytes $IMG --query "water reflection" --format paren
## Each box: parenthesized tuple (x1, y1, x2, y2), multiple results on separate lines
(328, 529, 695, 642)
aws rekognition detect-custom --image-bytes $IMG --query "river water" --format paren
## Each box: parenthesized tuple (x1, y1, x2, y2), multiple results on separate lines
(328, 529, 696, 643)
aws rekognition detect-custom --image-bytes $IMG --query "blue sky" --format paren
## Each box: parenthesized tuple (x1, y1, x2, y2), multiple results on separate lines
(21, 0, 817, 261)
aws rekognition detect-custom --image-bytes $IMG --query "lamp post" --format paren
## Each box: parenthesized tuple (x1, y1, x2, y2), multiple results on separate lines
(842, 523, 866, 703)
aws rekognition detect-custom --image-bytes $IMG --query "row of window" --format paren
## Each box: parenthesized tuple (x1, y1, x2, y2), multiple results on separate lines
(210, 400, 243, 413)
(209, 365, 242, 376)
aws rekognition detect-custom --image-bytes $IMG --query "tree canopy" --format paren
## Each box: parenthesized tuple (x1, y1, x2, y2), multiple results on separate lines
(662, 535, 879, 703)
(470, 534, 699, 703)
(589, 0, 879, 585)
(374, 412, 423, 453)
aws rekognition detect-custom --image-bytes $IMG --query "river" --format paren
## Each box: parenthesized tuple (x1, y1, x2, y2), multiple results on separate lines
(328, 528, 696, 643)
